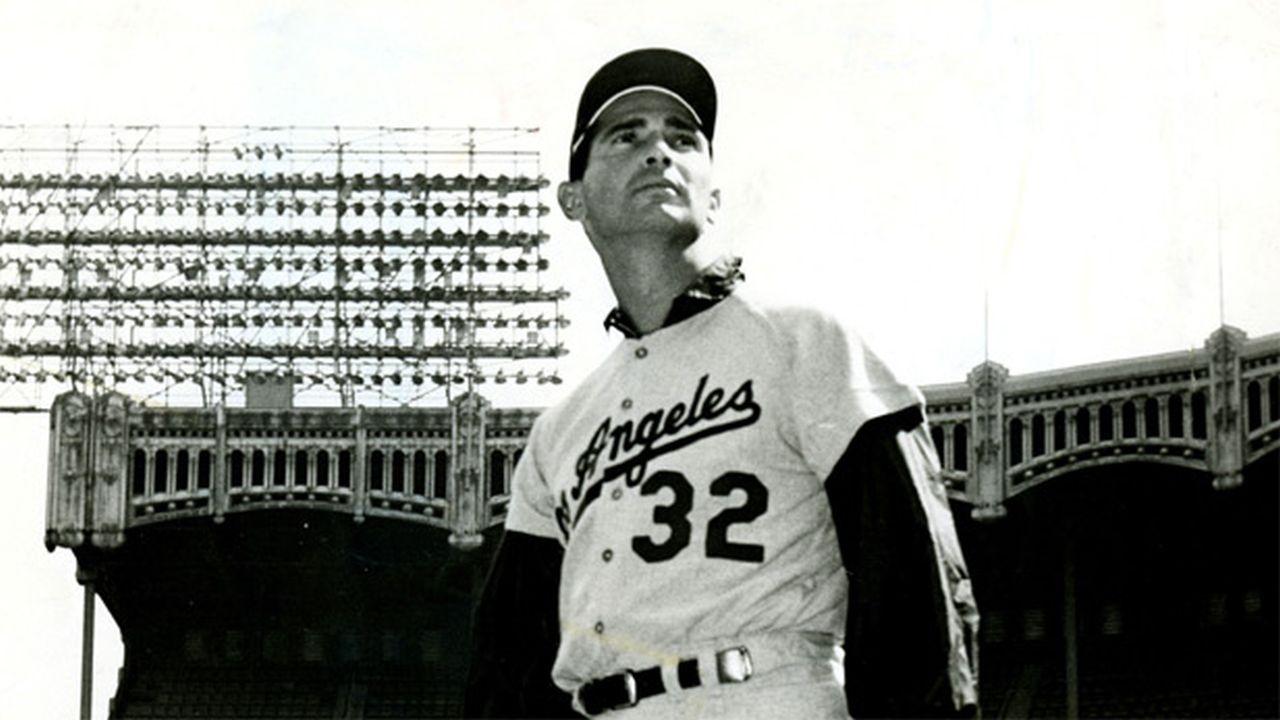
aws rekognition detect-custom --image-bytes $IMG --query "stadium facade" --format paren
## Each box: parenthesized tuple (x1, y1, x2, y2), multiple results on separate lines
(44, 326, 1280, 718)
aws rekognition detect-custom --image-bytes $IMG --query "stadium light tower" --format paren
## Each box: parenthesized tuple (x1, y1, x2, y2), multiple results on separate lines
(0, 123, 567, 411)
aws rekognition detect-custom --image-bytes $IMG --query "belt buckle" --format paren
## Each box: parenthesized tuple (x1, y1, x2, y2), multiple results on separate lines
(715, 646, 754, 684)
(578, 669, 638, 716)
(620, 669, 638, 708)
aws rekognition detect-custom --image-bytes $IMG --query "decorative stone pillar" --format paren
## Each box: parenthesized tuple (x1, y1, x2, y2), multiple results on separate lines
(212, 405, 228, 522)
(968, 361, 1009, 520)
(89, 392, 129, 548)
(46, 391, 92, 550)
(1205, 325, 1247, 490)
(353, 406, 367, 523)
(449, 392, 488, 550)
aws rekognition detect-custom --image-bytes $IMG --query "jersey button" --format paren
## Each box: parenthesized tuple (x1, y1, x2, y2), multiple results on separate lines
(602, 549, 613, 562)
(594, 621, 605, 634)
(621, 398, 633, 410)
(634, 347, 648, 359)
(611, 488, 623, 501)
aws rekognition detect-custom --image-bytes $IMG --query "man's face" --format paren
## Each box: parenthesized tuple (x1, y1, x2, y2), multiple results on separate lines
(562, 90, 719, 244)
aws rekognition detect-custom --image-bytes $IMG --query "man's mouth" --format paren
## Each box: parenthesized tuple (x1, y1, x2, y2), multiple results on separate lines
(633, 179, 682, 196)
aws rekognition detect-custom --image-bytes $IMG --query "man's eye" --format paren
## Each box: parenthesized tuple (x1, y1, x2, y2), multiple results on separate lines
(613, 131, 637, 144)
(672, 134, 697, 148)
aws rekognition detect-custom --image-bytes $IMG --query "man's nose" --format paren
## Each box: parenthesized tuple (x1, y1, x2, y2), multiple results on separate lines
(644, 139, 674, 167)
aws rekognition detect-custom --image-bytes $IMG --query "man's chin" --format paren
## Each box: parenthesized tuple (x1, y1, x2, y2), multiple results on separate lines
(602, 203, 703, 240)
(637, 206, 697, 231)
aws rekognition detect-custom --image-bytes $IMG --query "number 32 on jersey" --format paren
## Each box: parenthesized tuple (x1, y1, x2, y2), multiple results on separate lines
(631, 471, 768, 564)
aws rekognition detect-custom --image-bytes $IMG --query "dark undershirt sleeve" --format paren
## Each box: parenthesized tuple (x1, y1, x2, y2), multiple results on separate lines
(825, 405, 980, 719)
(465, 530, 576, 719)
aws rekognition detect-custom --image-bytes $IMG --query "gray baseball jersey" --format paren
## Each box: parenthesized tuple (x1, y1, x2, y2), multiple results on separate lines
(505, 287, 922, 694)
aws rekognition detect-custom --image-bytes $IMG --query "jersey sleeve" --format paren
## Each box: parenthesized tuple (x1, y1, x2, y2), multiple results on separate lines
(503, 415, 562, 542)
(787, 310, 923, 480)
(825, 405, 980, 717)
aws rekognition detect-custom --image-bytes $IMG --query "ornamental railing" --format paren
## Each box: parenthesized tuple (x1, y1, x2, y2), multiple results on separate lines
(45, 391, 535, 551)
(923, 326, 1280, 518)
(45, 325, 1280, 550)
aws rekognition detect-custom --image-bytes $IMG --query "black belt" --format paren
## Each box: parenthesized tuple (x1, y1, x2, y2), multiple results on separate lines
(577, 646, 754, 716)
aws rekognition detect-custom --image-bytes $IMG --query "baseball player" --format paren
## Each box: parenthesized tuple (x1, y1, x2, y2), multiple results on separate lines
(466, 49, 979, 719)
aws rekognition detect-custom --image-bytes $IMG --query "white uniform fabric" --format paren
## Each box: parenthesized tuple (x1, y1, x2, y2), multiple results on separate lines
(504, 288, 922, 709)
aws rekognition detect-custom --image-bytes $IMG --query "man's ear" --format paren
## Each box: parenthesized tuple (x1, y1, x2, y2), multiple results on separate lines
(558, 181, 586, 221)
(706, 188, 721, 226)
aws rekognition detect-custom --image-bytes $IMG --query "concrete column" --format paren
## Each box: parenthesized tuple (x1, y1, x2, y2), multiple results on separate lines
(943, 424, 955, 469)
(1182, 391, 1193, 442)
(1063, 538, 1079, 720)
(1259, 381, 1270, 430)
(146, 447, 156, 498)
(77, 571, 95, 720)
(1158, 395, 1169, 439)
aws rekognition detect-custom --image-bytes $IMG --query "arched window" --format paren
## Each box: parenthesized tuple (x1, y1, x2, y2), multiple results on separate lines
(489, 449, 507, 496)
(338, 450, 352, 488)
(369, 450, 385, 491)
(132, 449, 147, 496)
(273, 449, 287, 486)
(1168, 395, 1185, 437)
(1076, 407, 1091, 446)
(230, 450, 245, 488)
(1191, 391, 1207, 439)
(1031, 415, 1046, 457)
(1247, 381, 1262, 431)
(1009, 418, 1024, 466)
(155, 449, 169, 494)
(391, 450, 406, 493)
(1144, 398, 1160, 438)
(1053, 411, 1066, 452)
(197, 450, 211, 490)
(412, 451, 427, 495)
(1121, 401, 1137, 439)
(175, 449, 190, 492)
(295, 450, 309, 486)
(1099, 405, 1114, 442)
(953, 424, 968, 471)
(316, 451, 330, 487)
(433, 450, 449, 499)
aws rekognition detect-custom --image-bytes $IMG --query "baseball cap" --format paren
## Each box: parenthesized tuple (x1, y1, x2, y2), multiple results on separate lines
(568, 48, 717, 180)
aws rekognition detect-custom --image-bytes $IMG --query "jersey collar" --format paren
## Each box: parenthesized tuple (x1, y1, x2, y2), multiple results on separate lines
(602, 255, 744, 339)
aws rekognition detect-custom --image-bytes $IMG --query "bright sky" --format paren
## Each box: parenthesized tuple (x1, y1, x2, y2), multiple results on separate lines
(1, 1, 1277, 717)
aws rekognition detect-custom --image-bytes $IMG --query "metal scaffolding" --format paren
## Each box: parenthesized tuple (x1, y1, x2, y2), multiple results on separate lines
(0, 124, 567, 409)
